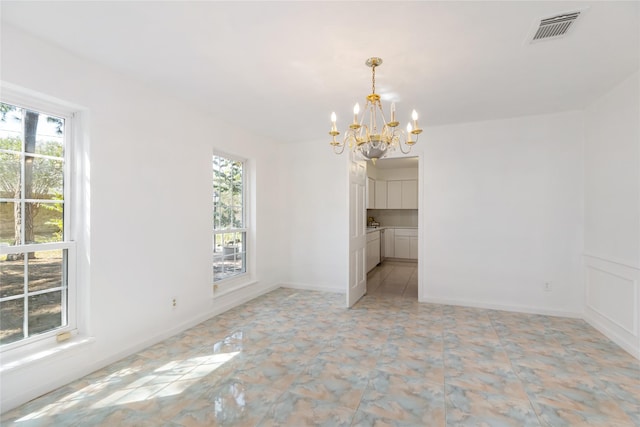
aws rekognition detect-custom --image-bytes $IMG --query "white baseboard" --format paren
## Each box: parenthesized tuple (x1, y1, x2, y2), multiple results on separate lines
(584, 312, 640, 360)
(211, 281, 281, 314)
(280, 282, 345, 294)
(421, 296, 582, 319)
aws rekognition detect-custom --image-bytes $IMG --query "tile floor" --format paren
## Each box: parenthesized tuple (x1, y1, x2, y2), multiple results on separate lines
(367, 260, 419, 299)
(2, 279, 639, 426)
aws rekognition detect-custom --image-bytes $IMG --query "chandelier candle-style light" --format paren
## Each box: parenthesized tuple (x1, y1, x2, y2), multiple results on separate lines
(329, 57, 422, 163)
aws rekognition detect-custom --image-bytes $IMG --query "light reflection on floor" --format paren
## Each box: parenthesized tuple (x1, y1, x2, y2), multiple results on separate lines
(14, 345, 240, 422)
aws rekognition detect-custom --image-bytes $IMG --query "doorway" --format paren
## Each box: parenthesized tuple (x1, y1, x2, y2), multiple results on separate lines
(354, 155, 422, 302)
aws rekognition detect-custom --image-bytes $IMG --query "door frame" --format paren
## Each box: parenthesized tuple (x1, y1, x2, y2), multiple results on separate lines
(347, 152, 424, 301)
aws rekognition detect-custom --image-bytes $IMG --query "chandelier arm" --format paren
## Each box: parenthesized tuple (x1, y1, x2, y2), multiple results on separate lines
(330, 135, 346, 154)
(331, 141, 346, 154)
(398, 140, 412, 154)
(394, 129, 411, 154)
(345, 130, 357, 150)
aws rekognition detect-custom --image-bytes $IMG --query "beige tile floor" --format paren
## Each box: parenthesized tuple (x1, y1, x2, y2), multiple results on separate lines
(2, 271, 639, 426)
(367, 260, 419, 299)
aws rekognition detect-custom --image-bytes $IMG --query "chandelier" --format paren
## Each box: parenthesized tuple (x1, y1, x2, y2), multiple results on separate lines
(329, 57, 422, 163)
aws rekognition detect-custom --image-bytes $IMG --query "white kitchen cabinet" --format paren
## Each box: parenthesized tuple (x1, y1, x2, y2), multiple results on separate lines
(394, 236, 410, 258)
(385, 180, 417, 209)
(401, 180, 418, 209)
(366, 230, 381, 272)
(394, 228, 418, 260)
(384, 228, 395, 258)
(374, 180, 387, 209)
(387, 181, 402, 208)
(367, 177, 375, 209)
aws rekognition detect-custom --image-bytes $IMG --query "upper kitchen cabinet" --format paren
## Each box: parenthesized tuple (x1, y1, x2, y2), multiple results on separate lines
(401, 180, 418, 209)
(386, 180, 418, 209)
(367, 177, 375, 209)
(374, 180, 387, 209)
(387, 181, 402, 208)
(366, 157, 419, 210)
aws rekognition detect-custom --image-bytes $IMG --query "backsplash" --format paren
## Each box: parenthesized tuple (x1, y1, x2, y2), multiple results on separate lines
(367, 209, 418, 227)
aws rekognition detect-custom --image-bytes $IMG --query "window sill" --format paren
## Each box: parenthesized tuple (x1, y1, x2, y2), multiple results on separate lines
(213, 275, 258, 298)
(0, 335, 95, 375)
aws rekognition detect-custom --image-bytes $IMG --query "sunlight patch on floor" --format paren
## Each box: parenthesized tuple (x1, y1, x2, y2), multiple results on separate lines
(91, 352, 239, 408)
(15, 352, 239, 422)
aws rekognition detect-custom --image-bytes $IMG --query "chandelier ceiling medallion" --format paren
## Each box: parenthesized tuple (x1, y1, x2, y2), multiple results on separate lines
(329, 57, 422, 163)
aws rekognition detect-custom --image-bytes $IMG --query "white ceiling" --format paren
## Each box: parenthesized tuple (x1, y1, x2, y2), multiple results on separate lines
(1, 1, 638, 144)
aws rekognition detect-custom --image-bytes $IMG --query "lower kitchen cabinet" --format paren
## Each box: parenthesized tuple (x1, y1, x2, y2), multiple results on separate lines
(393, 228, 418, 260)
(394, 236, 410, 258)
(384, 228, 395, 258)
(366, 230, 381, 272)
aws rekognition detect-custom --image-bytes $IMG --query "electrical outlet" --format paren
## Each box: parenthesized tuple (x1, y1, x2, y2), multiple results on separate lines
(172, 297, 177, 308)
(544, 282, 552, 292)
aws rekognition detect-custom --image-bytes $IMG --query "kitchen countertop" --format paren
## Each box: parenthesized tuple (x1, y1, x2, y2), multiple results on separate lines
(366, 226, 417, 233)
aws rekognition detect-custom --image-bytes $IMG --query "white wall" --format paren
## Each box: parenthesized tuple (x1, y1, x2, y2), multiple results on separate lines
(279, 139, 349, 293)
(583, 72, 640, 358)
(421, 112, 585, 316)
(1, 24, 286, 411)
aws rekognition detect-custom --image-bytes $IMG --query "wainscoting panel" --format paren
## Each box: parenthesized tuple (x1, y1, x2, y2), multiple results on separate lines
(584, 254, 639, 359)
(587, 266, 637, 334)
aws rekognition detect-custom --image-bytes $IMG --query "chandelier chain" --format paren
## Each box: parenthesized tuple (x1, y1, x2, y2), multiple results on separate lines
(371, 65, 376, 94)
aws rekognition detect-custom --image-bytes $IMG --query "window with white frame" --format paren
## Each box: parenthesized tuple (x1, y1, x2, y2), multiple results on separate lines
(0, 100, 75, 348)
(212, 154, 247, 282)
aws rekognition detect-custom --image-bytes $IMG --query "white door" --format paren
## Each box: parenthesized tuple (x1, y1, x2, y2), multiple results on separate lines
(347, 152, 367, 307)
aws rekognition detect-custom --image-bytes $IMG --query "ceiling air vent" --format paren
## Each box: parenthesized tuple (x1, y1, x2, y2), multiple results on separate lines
(531, 11, 581, 42)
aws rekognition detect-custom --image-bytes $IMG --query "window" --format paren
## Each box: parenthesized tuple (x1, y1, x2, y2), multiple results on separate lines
(0, 100, 75, 348)
(212, 154, 246, 282)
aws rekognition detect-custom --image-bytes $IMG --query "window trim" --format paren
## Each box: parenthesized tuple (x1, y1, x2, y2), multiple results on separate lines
(0, 88, 79, 353)
(212, 151, 250, 286)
